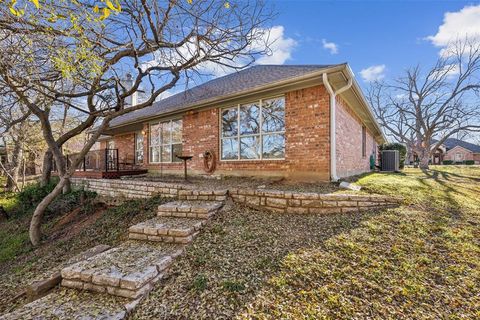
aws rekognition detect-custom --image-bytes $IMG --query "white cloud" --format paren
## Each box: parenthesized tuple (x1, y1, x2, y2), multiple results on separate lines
(195, 25, 296, 76)
(322, 39, 338, 55)
(141, 25, 296, 79)
(359, 64, 386, 82)
(427, 5, 480, 55)
(253, 26, 297, 65)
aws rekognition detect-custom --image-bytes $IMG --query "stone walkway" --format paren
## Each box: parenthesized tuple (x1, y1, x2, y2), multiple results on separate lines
(1, 199, 224, 320)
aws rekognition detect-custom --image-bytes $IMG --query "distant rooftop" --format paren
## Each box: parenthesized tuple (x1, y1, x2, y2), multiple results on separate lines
(442, 138, 480, 153)
(110, 64, 343, 127)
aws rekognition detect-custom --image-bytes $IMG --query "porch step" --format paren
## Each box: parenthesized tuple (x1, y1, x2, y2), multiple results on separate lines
(128, 217, 205, 244)
(157, 200, 224, 219)
(60, 241, 182, 299)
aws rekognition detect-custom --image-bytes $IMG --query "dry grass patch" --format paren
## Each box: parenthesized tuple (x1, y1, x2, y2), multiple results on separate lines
(134, 166, 480, 319)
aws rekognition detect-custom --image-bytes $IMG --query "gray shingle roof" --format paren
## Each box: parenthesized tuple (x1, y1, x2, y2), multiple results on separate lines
(110, 64, 341, 127)
(443, 138, 480, 153)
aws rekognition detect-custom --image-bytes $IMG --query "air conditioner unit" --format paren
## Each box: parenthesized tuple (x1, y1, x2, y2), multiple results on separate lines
(381, 150, 400, 172)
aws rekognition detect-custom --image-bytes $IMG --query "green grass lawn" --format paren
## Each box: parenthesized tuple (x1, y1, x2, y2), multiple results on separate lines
(133, 166, 480, 319)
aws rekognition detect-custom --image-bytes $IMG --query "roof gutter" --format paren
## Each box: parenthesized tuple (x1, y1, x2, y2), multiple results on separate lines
(323, 70, 352, 182)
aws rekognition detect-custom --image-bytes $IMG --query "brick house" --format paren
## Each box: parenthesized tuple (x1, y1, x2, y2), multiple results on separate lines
(407, 138, 480, 165)
(96, 64, 385, 181)
(439, 138, 480, 164)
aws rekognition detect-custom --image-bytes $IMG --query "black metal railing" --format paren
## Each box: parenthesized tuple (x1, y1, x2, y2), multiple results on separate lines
(104, 148, 119, 172)
(66, 148, 120, 172)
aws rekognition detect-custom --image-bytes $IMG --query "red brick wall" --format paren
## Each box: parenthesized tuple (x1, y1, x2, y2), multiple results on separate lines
(141, 85, 331, 180)
(474, 153, 480, 164)
(105, 84, 378, 180)
(335, 96, 375, 178)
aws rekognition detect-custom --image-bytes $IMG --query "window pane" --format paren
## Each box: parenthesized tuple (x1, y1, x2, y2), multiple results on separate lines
(262, 134, 285, 159)
(221, 138, 238, 160)
(136, 151, 144, 164)
(172, 144, 183, 162)
(150, 123, 161, 146)
(150, 146, 160, 163)
(240, 136, 260, 159)
(161, 121, 171, 145)
(136, 134, 143, 149)
(262, 98, 285, 133)
(221, 108, 238, 137)
(240, 103, 260, 135)
(161, 145, 172, 162)
(171, 120, 182, 144)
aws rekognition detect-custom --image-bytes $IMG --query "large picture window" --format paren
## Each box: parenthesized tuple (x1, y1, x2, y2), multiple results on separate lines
(149, 119, 182, 163)
(221, 97, 285, 160)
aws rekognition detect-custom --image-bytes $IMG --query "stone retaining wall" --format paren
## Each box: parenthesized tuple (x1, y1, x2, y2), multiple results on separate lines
(229, 188, 401, 214)
(72, 178, 401, 213)
(71, 178, 227, 205)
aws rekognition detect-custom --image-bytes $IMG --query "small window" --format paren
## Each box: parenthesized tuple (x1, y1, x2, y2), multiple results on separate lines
(149, 119, 183, 163)
(135, 132, 144, 164)
(362, 126, 367, 158)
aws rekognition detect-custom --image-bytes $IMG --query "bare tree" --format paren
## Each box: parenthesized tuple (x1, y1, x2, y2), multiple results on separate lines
(368, 39, 480, 169)
(0, 93, 34, 191)
(0, 0, 273, 245)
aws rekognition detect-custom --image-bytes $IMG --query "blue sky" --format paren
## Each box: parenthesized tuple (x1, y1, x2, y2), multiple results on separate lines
(259, 0, 480, 88)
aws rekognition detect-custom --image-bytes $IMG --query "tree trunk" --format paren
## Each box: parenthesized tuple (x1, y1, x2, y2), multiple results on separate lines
(40, 150, 53, 187)
(5, 139, 23, 192)
(29, 177, 67, 246)
(418, 153, 430, 170)
(63, 177, 71, 194)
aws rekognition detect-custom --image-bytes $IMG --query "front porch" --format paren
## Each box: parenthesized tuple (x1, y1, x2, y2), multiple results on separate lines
(68, 148, 147, 179)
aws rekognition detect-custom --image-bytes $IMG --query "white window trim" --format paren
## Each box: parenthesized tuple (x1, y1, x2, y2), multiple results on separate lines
(149, 119, 182, 164)
(134, 132, 144, 164)
(219, 97, 286, 161)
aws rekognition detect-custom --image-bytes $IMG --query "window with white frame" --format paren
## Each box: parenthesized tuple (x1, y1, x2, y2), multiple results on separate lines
(221, 97, 285, 160)
(135, 132, 144, 164)
(149, 119, 182, 163)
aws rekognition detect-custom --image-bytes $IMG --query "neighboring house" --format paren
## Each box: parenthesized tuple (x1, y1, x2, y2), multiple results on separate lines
(441, 138, 480, 164)
(97, 64, 385, 181)
(408, 138, 480, 165)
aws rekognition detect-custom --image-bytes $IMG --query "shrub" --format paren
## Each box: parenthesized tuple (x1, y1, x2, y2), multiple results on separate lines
(379, 143, 407, 169)
(465, 160, 475, 165)
(442, 160, 453, 165)
(192, 274, 208, 291)
(17, 179, 58, 211)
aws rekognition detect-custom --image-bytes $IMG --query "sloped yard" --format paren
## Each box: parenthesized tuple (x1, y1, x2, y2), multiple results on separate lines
(0, 185, 168, 314)
(133, 166, 480, 319)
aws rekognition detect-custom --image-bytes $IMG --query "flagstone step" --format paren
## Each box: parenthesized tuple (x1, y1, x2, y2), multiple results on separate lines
(60, 241, 183, 299)
(128, 216, 205, 244)
(0, 288, 132, 320)
(157, 200, 224, 219)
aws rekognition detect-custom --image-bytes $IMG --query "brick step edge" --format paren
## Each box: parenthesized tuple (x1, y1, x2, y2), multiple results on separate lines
(129, 231, 199, 244)
(157, 211, 214, 219)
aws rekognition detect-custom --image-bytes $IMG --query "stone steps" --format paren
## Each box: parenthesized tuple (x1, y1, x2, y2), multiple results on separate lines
(128, 216, 205, 244)
(157, 200, 224, 219)
(0, 288, 132, 320)
(61, 241, 183, 299)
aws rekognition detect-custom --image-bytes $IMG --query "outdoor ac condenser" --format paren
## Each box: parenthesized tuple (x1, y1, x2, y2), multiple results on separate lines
(381, 150, 400, 172)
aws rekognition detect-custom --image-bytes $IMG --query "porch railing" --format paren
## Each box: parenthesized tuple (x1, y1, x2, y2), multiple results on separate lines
(67, 148, 121, 172)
